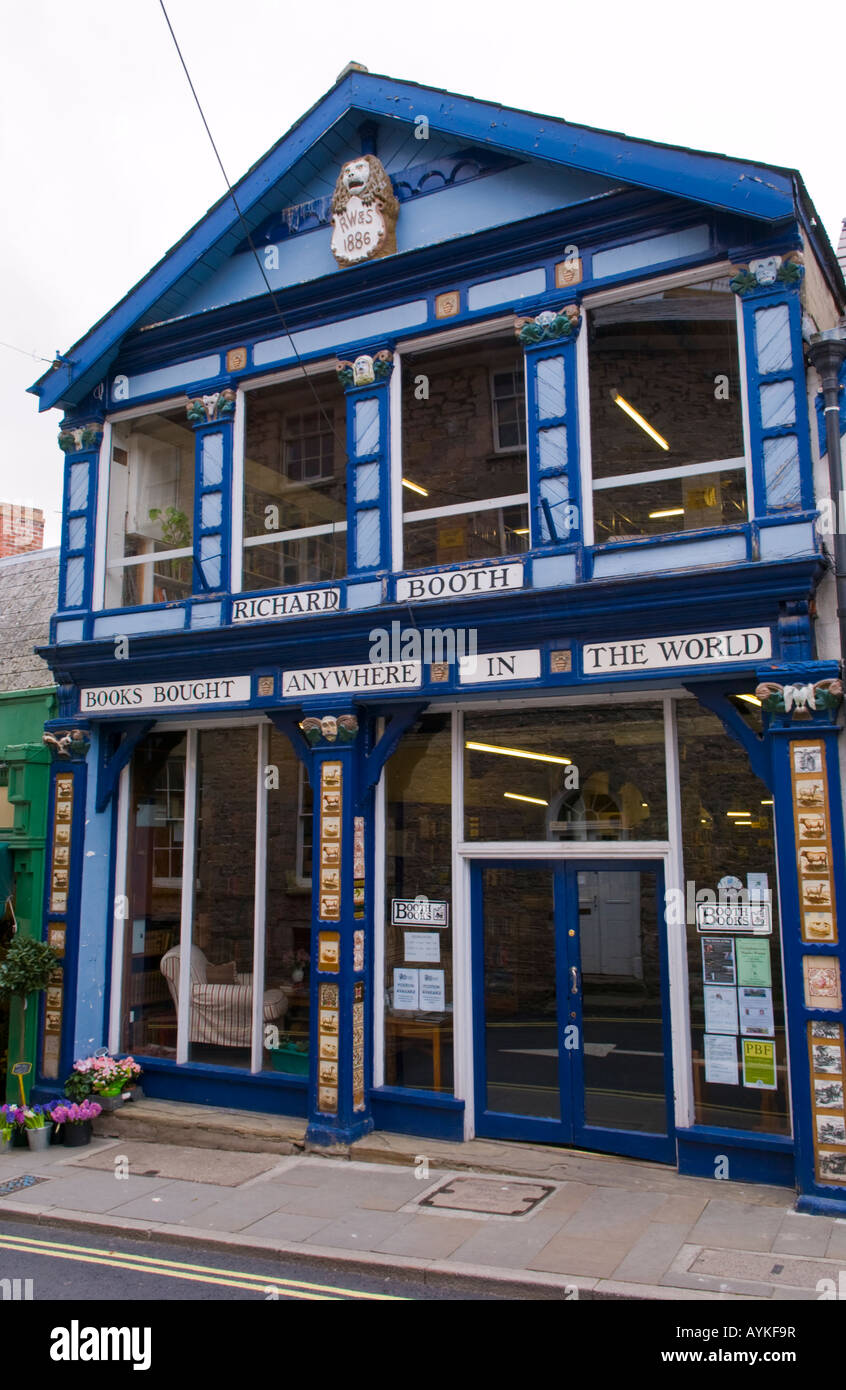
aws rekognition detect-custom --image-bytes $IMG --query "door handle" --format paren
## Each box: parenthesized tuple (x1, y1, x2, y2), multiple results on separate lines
(570, 966, 579, 995)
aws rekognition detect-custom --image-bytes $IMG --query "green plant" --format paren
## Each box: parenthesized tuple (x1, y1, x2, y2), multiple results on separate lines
(148, 506, 191, 549)
(63, 1069, 94, 1103)
(0, 936, 58, 1002)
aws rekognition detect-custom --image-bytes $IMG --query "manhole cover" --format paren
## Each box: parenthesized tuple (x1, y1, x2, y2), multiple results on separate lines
(0, 1175, 50, 1196)
(419, 1176, 555, 1216)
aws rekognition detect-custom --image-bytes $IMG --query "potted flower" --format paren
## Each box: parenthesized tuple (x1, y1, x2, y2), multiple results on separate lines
(22, 1104, 54, 1151)
(50, 1099, 102, 1147)
(0, 936, 58, 1105)
(267, 1032, 309, 1076)
(0, 1108, 14, 1154)
(2, 1103, 29, 1147)
(119, 1057, 143, 1100)
(70, 1053, 142, 1110)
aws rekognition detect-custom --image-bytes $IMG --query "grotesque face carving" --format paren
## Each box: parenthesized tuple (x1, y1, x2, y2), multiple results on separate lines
(320, 716, 338, 741)
(750, 256, 781, 286)
(342, 158, 371, 196)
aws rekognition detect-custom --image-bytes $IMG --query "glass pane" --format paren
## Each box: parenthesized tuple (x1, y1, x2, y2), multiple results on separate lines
(464, 704, 667, 841)
(63, 555, 85, 608)
(593, 467, 747, 542)
(108, 553, 193, 608)
(481, 865, 559, 1119)
(354, 397, 380, 456)
(403, 504, 529, 570)
(105, 409, 195, 608)
(754, 304, 791, 375)
(535, 355, 566, 420)
(121, 733, 187, 1058)
(763, 435, 801, 510)
(759, 380, 796, 429)
(355, 508, 381, 568)
(385, 714, 453, 1093)
(677, 698, 789, 1135)
(244, 378, 345, 546)
(188, 728, 258, 1068)
(201, 432, 224, 487)
(241, 530, 346, 592)
(401, 333, 528, 515)
(263, 731, 312, 1073)
(589, 279, 744, 481)
(580, 869, 667, 1133)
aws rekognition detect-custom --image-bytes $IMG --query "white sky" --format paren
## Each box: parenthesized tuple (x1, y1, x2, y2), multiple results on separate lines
(2, 0, 843, 547)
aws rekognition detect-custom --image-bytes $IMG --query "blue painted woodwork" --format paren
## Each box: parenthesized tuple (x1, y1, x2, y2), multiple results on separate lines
(342, 370, 392, 576)
(740, 281, 815, 516)
(525, 335, 582, 548)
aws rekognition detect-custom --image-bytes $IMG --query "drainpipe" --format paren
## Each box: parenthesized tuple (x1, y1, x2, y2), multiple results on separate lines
(807, 328, 846, 671)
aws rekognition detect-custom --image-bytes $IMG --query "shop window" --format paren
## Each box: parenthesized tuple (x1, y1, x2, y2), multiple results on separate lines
(120, 732, 187, 1058)
(401, 333, 530, 570)
(119, 725, 310, 1072)
(384, 713, 453, 1093)
(677, 698, 789, 1136)
(463, 703, 667, 842)
(587, 278, 747, 542)
(265, 730, 313, 1067)
(105, 409, 195, 608)
(242, 376, 346, 591)
(188, 728, 258, 1068)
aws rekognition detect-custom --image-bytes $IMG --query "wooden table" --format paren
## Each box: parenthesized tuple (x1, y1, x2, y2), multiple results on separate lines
(385, 1015, 450, 1091)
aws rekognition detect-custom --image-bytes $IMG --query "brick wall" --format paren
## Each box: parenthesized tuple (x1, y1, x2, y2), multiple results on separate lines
(0, 504, 44, 558)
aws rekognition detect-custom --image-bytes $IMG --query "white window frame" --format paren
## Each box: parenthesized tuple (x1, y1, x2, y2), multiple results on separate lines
(394, 319, 531, 568)
(97, 394, 192, 611)
(579, 261, 751, 548)
(489, 363, 528, 455)
(239, 360, 347, 592)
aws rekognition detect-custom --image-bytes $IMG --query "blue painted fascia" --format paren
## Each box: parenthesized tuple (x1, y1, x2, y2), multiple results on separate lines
(29, 72, 801, 414)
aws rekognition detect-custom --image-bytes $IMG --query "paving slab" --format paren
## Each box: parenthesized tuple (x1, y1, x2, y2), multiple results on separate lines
(692, 1245, 845, 1291)
(825, 1222, 846, 1259)
(608, 1222, 692, 1285)
(0, 1173, 170, 1212)
(108, 1178, 237, 1225)
(444, 1212, 566, 1270)
(773, 1211, 835, 1257)
(528, 1231, 634, 1278)
(68, 1140, 283, 1187)
(373, 1213, 481, 1260)
(235, 1210, 334, 1243)
(558, 1188, 669, 1242)
(304, 1208, 416, 1251)
(689, 1199, 787, 1252)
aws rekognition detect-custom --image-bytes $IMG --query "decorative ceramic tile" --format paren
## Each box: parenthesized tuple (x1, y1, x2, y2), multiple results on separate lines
(434, 290, 460, 318)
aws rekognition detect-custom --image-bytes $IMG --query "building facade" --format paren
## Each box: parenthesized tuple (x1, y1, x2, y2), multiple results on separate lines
(0, 545, 59, 1097)
(28, 70, 846, 1211)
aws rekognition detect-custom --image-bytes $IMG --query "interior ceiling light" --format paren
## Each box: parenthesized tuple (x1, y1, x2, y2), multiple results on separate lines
(648, 508, 684, 519)
(512, 528, 530, 535)
(726, 811, 751, 817)
(401, 478, 429, 495)
(761, 799, 774, 806)
(465, 740, 571, 766)
(503, 792, 549, 806)
(612, 392, 670, 450)
(736, 693, 762, 706)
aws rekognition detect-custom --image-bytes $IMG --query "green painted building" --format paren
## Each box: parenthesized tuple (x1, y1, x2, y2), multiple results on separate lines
(0, 546, 59, 1099)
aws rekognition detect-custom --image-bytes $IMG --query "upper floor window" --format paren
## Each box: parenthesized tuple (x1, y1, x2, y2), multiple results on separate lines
(242, 375, 345, 592)
(400, 332, 529, 570)
(105, 409, 196, 609)
(587, 277, 746, 542)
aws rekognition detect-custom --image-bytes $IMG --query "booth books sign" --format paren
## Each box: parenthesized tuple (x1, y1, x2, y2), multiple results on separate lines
(392, 898, 449, 927)
(696, 901, 772, 934)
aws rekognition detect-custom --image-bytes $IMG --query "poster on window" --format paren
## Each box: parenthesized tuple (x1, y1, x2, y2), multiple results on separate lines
(702, 937, 736, 985)
(393, 967, 419, 1010)
(419, 969, 446, 1012)
(703, 985, 739, 1035)
(742, 1038, 777, 1089)
(735, 938, 771, 989)
(704, 1033, 739, 1086)
(739, 986, 774, 1037)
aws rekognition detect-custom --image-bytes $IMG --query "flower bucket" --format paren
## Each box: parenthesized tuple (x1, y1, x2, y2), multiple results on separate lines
(0, 1134, 12, 1155)
(62, 1122, 92, 1148)
(269, 1044, 309, 1076)
(26, 1124, 53, 1151)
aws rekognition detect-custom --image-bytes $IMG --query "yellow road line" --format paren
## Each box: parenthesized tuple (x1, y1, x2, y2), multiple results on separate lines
(0, 1232, 404, 1300)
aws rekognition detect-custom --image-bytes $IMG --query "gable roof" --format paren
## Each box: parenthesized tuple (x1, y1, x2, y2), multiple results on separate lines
(29, 68, 830, 415)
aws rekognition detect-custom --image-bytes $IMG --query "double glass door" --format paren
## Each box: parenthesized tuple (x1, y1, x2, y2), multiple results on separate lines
(472, 860, 675, 1162)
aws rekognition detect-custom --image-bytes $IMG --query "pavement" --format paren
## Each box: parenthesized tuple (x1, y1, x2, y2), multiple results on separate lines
(1, 1103, 844, 1300)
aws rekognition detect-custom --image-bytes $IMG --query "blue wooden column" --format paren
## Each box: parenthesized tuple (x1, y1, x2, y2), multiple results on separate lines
(755, 670, 846, 1213)
(56, 418, 104, 618)
(730, 255, 814, 520)
(35, 719, 92, 1094)
(272, 708, 373, 1147)
(518, 307, 582, 568)
(336, 351, 393, 576)
(185, 386, 236, 594)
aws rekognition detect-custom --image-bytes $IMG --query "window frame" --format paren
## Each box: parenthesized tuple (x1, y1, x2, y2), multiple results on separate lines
(579, 261, 753, 548)
(393, 319, 531, 573)
(238, 360, 347, 594)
